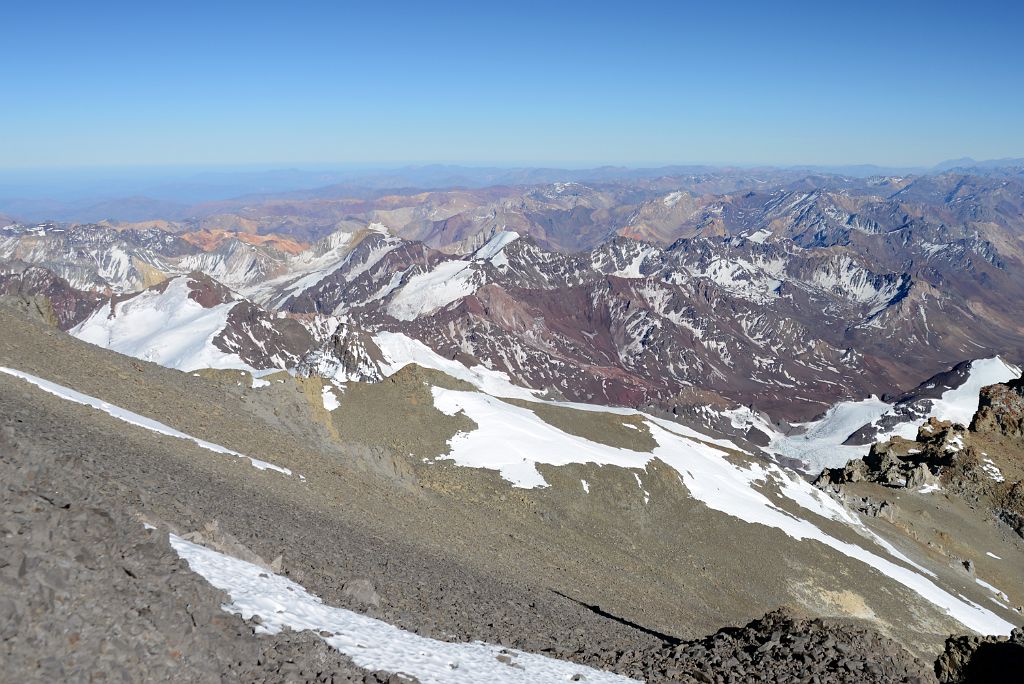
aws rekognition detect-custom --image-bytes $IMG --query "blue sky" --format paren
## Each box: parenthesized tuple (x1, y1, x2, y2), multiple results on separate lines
(2, 0, 1022, 169)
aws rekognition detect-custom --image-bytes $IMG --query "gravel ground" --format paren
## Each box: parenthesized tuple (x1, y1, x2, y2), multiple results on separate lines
(0, 417, 386, 682)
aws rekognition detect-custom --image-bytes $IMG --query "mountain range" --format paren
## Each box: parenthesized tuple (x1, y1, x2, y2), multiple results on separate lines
(2, 159, 1023, 223)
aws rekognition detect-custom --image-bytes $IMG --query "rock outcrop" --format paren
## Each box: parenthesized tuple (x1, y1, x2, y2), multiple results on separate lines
(818, 379, 1024, 540)
(935, 626, 1024, 683)
(971, 376, 1024, 439)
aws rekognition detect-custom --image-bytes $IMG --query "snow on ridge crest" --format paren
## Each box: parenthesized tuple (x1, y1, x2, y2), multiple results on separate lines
(385, 232, 522, 320)
(473, 230, 519, 263)
(70, 276, 252, 373)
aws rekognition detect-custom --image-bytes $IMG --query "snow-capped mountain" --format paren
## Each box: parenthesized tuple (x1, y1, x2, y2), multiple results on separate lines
(70, 273, 323, 373)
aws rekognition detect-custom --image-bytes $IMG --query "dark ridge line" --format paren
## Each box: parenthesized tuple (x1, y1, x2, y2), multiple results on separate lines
(551, 589, 682, 646)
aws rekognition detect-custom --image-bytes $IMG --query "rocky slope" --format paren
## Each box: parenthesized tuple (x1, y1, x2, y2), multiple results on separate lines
(935, 626, 1024, 683)
(2, 168, 1024, 680)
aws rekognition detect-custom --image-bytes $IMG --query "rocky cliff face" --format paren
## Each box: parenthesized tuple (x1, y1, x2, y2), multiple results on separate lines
(971, 377, 1024, 439)
(0, 265, 104, 329)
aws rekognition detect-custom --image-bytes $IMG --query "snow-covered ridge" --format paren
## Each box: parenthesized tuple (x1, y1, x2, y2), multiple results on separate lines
(662, 191, 685, 208)
(804, 255, 908, 314)
(386, 232, 519, 321)
(473, 230, 519, 264)
(374, 331, 537, 399)
(910, 357, 1022, 429)
(71, 277, 252, 373)
(387, 260, 480, 321)
(0, 367, 290, 475)
(169, 534, 638, 684)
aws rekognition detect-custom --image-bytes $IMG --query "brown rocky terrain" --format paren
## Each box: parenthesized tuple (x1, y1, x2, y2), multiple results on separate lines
(180, 228, 310, 255)
(935, 626, 1024, 683)
(1, 297, 1020, 681)
(972, 377, 1024, 439)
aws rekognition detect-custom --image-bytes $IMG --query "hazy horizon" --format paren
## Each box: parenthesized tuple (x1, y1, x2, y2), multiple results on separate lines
(0, 156, 1016, 174)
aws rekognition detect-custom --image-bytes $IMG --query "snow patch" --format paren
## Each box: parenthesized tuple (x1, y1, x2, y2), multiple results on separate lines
(930, 358, 1022, 427)
(387, 260, 480, 321)
(980, 458, 1005, 483)
(608, 244, 659, 279)
(767, 357, 1021, 473)
(766, 396, 890, 473)
(321, 385, 341, 412)
(473, 231, 519, 264)
(374, 332, 536, 400)
(169, 534, 638, 684)
(662, 191, 684, 207)
(746, 228, 773, 244)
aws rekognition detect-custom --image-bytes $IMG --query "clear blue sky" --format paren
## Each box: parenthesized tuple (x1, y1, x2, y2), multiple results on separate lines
(2, 0, 1022, 169)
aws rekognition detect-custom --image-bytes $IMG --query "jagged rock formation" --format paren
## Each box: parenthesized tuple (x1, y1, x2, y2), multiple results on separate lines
(296, 323, 386, 383)
(818, 418, 960, 490)
(0, 265, 103, 328)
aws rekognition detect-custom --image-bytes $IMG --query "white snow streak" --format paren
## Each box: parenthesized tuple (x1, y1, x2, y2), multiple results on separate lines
(474, 231, 519, 263)
(387, 260, 478, 321)
(374, 332, 536, 400)
(0, 367, 290, 475)
(169, 534, 638, 684)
